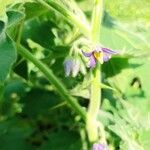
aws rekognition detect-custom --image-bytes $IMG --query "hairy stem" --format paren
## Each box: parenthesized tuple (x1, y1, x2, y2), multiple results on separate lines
(17, 45, 86, 121)
(91, 0, 104, 42)
(37, 0, 90, 36)
(86, 0, 104, 142)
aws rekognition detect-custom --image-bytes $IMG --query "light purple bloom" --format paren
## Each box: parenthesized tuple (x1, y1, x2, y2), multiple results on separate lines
(64, 56, 86, 77)
(92, 143, 108, 150)
(64, 57, 75, 76)
(82, 46, 118, 68)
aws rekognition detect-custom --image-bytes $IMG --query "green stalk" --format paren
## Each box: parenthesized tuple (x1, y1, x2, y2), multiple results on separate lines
(91, 0, 104, 42)
(86, 0, 104, 142)
(37, 0, 90, 36)
(17, 45, 86, 121)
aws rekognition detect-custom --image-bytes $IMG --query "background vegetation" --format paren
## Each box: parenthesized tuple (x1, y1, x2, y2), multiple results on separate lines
(0, 0, 150, 149)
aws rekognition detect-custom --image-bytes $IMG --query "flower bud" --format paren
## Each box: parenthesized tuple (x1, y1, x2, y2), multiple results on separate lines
(92, 143, 108, 150)
(64, 56, 86, 77)
(64, 56, 74, 77)
(79, 58, 87, 75)
(72, 57, 80, 77)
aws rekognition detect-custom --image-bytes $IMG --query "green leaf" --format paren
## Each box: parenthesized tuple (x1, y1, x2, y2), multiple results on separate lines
(139, 130, 150, 150)
(0, 78, 28, 117)
(40, 130, 82, 150)
(0, 1, 7, 16)
(105, 0, 150, 22)
(0, 13, 7, 35)
(0, 20, 5, 35)
(22, 18, 55, 49)
(102, 57, 130, 78)
(21, 88, 61, 118)
(130, 58, 150, 97)
(108, 117, 144, 150)
(0, 83, 4, 101)
(0, 118, 33, 150)
(4, 78, 28, 99)
(24, 2, 48, 20)
(6, 10, 25, 27)
(37, 0, 90, 36)
(102, 57, 134, 93)
(100, 26, 134, 50)
(0, 34, 17, 83)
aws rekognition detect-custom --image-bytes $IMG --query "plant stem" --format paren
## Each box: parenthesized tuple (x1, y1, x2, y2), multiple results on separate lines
(91, 0, 104, 42)
(17, 45, 86, 121)
(37, 0, 90, 36)
(86, 0, 104, 142)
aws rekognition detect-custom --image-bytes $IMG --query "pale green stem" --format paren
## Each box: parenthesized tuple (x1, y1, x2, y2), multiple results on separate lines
(91, 0, 104, 42)
(86, 0, 104, 142)
(17, 45, 86, 121)
(37, 0, 90, 36)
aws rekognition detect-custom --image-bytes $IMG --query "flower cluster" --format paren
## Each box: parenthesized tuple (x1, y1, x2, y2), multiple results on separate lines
(64, 45, 118, 76)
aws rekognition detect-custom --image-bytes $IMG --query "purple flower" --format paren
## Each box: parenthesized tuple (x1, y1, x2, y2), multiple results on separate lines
(64, 57, 75, 76)
(64, 56, 86, 77)
(82, 46, 118, 68)
(92, 143, 108, 150)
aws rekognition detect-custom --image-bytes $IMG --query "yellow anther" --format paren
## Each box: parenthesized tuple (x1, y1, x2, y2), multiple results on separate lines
(94, 51, 103, 64)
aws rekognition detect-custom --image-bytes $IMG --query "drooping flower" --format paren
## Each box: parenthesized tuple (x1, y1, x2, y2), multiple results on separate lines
(64, 57, 75, 76)
(64, 56, 86, 77)
(92, 143, 108, 150)
(82, 46, 118, 68)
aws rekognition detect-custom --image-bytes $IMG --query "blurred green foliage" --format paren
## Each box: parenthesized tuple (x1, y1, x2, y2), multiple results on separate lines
(0, 0, 150, 150)
(105, 0, 150, 22)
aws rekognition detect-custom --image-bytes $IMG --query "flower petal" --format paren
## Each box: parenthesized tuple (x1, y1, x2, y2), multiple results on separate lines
(82, 50, 93, 57)
(64, 58, 73, 76)
(102, 47, 118, 54)
(72, 59, 80, 77)
(89, 55, 96, 68)
(95, 46, 102, 53)
(92, 143, 108, 150)
(103, 52, 111, 62)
